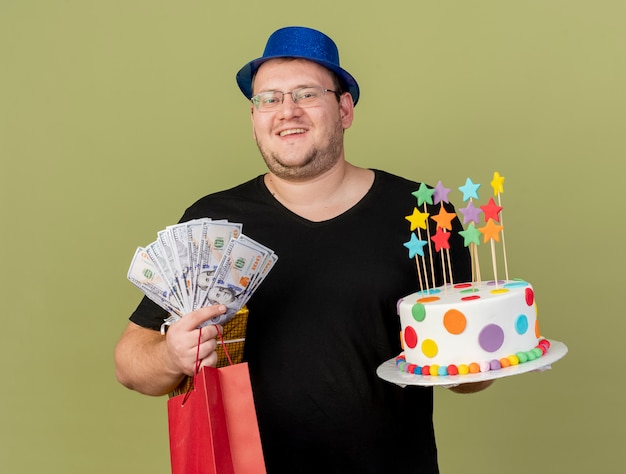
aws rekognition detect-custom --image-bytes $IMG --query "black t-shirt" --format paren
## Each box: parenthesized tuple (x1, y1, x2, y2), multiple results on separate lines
(130, 170, 471, 473)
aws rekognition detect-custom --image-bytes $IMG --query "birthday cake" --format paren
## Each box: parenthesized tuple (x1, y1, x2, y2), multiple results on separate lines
(396, 173, 550, 377)
(396, 280, 549, 376)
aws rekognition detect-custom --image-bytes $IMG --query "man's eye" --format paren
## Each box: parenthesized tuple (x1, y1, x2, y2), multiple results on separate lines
(263, 96, 279, 104)
(298, 91, 316, 100)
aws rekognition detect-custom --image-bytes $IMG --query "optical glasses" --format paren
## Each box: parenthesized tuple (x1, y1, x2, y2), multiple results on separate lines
(251, 86, 339, 112)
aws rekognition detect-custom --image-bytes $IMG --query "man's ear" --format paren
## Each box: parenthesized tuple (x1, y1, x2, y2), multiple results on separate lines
(339, 93, 355, 130)
(250, 105, 256, 139)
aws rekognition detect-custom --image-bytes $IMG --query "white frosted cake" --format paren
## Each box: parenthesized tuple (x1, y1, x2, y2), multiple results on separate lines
(396, 280, 549, 376)
(394, 174, 554, 377)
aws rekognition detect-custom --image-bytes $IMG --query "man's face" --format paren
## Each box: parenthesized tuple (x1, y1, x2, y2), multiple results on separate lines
(250, 59, 354, 181)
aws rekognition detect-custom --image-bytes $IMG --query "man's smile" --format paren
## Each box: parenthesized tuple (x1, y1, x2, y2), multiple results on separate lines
(278, 128, 307, 137)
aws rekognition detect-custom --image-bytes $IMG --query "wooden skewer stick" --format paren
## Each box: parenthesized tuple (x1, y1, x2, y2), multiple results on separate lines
(497, 193, 509, 281)
(490, 239, 498, 288)
(423, 204, 436, 290)
(415, 255, 425, 294)
(445, 244, 454, 286)
(418, 228, 430, 294)
(472, 243, 483, 285)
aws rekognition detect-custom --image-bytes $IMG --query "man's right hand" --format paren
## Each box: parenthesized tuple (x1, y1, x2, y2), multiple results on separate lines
(114, 304, 228, 396)
(164, 305, 227, 376)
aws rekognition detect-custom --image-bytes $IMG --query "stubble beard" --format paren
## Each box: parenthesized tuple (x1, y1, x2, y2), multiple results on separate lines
(256, 119, 344, 181)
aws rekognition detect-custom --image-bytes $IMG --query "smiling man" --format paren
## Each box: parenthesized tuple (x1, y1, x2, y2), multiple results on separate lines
(251, 59, 352, 179)
(115, 26, 486, 473)
(249, 56, 374, 222)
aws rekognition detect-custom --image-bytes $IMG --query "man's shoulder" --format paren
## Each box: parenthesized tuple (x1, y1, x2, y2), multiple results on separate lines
(200, 175, 261, 199)
(372, 169, 429, 194)
(182, 175, 265, 221)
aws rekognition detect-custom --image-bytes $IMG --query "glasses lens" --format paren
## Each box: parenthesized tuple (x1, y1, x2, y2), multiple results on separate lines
(293, 87, 324, 106)
(253, 92, 282, 110)
(253, 87, 330, 111)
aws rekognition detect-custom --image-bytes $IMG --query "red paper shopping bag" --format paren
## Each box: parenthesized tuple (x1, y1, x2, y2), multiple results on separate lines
(167, 363, 266, 474)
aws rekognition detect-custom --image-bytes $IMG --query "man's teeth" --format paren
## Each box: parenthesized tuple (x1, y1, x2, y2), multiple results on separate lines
(279, 128, 306, 137)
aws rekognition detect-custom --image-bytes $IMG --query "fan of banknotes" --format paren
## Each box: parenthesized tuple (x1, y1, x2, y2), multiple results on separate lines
(127, 218, 277, 329)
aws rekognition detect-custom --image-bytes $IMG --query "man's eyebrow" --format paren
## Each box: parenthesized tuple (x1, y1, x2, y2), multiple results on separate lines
(255, 84, 321, 93)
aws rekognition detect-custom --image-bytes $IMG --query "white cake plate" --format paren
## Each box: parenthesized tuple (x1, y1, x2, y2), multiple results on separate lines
(376, 339, 568, 387)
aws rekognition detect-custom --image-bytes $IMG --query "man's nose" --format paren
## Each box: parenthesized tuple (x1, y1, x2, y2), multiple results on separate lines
(277, 94, 302, 118)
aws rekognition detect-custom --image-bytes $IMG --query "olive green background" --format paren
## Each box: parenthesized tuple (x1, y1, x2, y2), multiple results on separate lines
(1, 1, 624, 473)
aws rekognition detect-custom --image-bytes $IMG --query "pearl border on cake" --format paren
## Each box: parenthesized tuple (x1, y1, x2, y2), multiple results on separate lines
(395, 338, 551, 376)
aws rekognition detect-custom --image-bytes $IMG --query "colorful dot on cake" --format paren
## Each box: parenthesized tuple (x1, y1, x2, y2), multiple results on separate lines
(507, 355, 520, 366)
(404, 326, 418, 349)
(460, 287, 480, 294)
(437, 366, 448, 376)
(516, 352, 528, 363)
(525, 287, 535, 306)
(411, 303, 426, 322)
(490, 359, 501, 370)
(535, 319, 541, 338)
(421, 339, 438, 358)
(443, 309, 467, 335)
(417, 296, 440, 304)
(504, 281, 528, 289)
(421, 366, 430, 375)
(515, 315, 529, 335)
(478, 324, 505, 352)
(454, 283, 473, 289)
(480, 361, 491, 372)
(469, 363, 480, 374)
(419, 288, 441, 296)
(447, 364, 459, 376)
(458, 364, 469, 375)
(490, 288, 509, 295)
(459, 287, 480, 295)
(461, 295, 480, 301)
(499, 357, 511, 368)
(429, 365, 440, 376)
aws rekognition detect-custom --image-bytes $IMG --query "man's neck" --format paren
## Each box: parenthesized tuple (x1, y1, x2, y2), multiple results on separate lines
(264, 161, 375, 222)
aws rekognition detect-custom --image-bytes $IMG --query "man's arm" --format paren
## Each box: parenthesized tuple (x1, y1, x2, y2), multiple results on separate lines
(114, 305, 227, 396)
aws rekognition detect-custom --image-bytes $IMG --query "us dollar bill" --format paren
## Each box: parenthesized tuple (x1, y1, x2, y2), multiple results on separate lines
(193, 220, 242, 310)
(202, 235, 274, 325)
(128, 220, 276, 328)
(127, 247, 183, 317)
